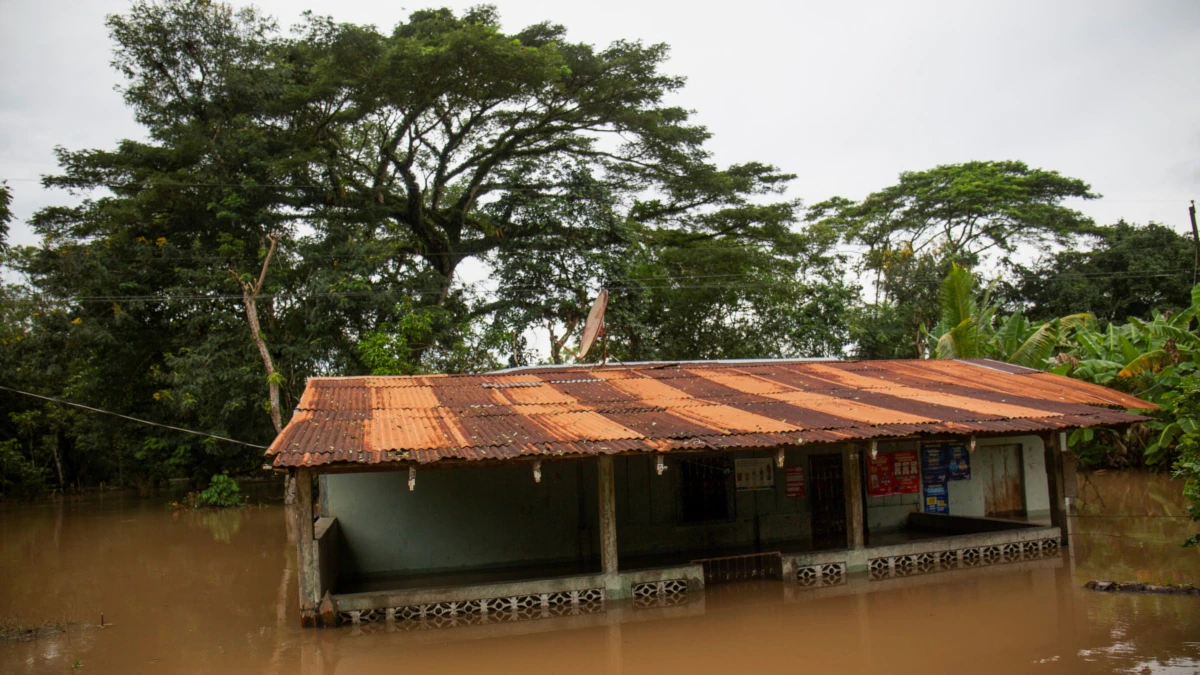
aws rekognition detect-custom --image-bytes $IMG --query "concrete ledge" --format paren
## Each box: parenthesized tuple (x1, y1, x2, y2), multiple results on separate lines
(334, 573, 607, 611)
(781, 554, 1064, 603)
(783, 525, 1061, 574)
(333, 564, 703, 612)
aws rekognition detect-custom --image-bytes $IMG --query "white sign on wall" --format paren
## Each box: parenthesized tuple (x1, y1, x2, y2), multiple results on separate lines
(734, 458, 775, 491)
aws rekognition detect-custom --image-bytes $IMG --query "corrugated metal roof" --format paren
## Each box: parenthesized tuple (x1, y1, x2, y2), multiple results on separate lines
(267, 358, 1155, 468)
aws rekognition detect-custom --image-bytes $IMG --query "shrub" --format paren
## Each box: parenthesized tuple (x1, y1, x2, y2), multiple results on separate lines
(196, 473, 244, 508)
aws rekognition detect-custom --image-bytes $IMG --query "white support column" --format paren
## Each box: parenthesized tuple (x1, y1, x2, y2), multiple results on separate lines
(598, 455, 622, 597)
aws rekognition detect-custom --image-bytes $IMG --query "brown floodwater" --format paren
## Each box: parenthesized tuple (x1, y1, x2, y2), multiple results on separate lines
(2, 472, 1198, 674)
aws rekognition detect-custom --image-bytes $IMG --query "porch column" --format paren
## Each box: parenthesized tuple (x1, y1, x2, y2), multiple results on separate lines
(598, 455, 621, 595)
(844, 446, 865, 550)
(1044, 433, 1069, 545)
(295, 467, 319, 626)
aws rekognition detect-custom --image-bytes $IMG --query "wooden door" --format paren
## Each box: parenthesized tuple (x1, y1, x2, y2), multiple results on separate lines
(809, 453, 847, 550)
(984, 444, 1025, 518)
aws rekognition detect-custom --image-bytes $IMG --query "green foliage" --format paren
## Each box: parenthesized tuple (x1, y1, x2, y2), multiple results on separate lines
(812, 161, 1098, 358)
(1, 0, 852, 497)
(1011, 221, 1195, 325)
(925, 264, 1091, 368)
(0, 439, 48, 499)
(196, 473, 244, 508)
(0, 181, 12, 249)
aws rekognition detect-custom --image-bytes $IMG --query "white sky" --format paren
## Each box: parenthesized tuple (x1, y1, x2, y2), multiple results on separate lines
(2, 0, 1198, 248)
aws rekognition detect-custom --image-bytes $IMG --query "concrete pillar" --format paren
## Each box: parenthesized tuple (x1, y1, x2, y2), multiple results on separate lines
(295, 467, 319, 626)
(844, 447, 865, 550)
(598, 455, 621, 596)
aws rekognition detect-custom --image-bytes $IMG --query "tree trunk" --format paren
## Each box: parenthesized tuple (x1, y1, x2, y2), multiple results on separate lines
(50, 433, 64, 492)
(241, 294, 283, 434)
(233, 234, 295, 504)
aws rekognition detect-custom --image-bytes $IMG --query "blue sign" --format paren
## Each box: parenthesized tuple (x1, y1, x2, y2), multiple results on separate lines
(923, 481, 949, 514)
(947, 444, 971, 481)
(921, 443, 948, 484)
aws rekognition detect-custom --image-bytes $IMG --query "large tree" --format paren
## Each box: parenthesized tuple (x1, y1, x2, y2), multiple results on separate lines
(3, 1, 846, 494)
(809, 160, 1099, 358)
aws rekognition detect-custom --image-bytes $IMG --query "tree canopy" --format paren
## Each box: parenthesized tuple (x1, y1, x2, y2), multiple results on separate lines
(1009, 221, 1195, 325)
(809, 160, 1100, 358)
(0, 1, 852, 494)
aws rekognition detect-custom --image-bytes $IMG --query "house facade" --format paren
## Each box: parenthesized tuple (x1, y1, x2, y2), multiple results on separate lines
(267, 359, 1151, 628)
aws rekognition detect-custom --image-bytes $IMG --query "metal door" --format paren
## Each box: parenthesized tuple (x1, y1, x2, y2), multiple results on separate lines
(809, 453, 847, 550)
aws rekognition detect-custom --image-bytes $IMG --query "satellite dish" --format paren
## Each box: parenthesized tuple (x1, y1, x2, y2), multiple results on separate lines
(578, 289, 609, 360)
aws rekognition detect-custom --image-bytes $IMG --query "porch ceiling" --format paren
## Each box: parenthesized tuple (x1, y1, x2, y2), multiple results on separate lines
(267, 358, 1153, 468)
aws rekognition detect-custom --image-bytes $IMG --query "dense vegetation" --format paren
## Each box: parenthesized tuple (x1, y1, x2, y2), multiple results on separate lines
(0, 1, 1196, 544)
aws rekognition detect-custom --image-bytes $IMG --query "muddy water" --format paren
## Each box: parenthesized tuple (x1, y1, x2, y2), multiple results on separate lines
(1, 472, 1198, 674)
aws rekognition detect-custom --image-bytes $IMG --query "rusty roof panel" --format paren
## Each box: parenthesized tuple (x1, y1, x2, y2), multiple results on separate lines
(670, 404, 801, 434)
(373, 386, 440, 411)
(495, 384, 580, 406)
(268, 359, 1155, 468)
(603, 410, 723, 439)
(431, 386, 508, 408)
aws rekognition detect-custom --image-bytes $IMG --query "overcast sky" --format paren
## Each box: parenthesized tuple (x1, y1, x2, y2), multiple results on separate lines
(2, 0, 1198, 250)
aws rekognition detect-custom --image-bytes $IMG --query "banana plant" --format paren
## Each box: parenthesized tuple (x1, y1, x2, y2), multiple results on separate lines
(926, 264, 1092, 368)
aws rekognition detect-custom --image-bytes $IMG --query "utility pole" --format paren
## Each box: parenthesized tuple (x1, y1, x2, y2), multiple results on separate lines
(1190, 200, 1199, 285)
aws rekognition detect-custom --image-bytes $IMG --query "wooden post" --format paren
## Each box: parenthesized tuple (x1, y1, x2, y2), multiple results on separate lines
(1044, 434, 1068, 545)
(295, 467, 319, 626)
(598, 456, 620, 587)
(844, 446, 865, 550)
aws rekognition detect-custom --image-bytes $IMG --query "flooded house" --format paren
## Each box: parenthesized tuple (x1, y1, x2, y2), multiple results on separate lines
(265, 358, 1151, 627)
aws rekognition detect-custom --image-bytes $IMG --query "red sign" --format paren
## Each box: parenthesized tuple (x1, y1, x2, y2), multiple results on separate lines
(785, 466, 806, 499)
(867, 453, 894, 497)
(891, 450, 920, 495)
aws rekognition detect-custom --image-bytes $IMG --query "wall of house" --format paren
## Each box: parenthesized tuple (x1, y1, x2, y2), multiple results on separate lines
(611, 445, 825, 560)
(322, 445, 837, 580)
(865, 440, 923, 532)
(947, 435, 1049, 518)
(323, 461, 600, 581)
(940, 432, 1046, 516)
(321, 434, 1054, 581)
(863, 435, 1052, 533)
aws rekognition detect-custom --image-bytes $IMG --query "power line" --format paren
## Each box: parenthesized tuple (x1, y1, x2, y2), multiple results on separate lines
(5, 178, 1194, 204)
(0, 384, 268, 449)
(5, 268, 1196, 306)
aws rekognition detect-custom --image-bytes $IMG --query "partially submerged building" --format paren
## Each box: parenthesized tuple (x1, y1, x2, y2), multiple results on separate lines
(266, 358, 1151, 627)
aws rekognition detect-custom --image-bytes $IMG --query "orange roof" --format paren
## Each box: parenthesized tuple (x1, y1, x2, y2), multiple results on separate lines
(267, 359, 1154, 468)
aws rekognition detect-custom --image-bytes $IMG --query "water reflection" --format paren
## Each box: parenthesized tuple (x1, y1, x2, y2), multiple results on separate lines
(0, 472, 1197, 674)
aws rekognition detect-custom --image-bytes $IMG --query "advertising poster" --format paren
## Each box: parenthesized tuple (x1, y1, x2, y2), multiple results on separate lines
(891, 450, 920, 494)
(947, 443, 971, 481)
(785, 466, 806, 499)
(867, 452, 894, 497)
(923, 482, 949, 514)
(921, 443, 949, 484)
(734, 458, 775, 491)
